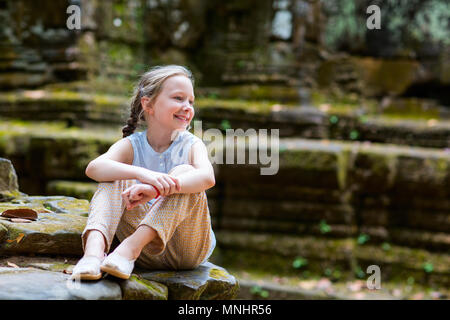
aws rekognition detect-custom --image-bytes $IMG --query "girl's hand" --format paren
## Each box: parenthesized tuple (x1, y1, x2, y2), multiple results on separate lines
(136, 168, 181, 196)
(122, 184, 158, 210)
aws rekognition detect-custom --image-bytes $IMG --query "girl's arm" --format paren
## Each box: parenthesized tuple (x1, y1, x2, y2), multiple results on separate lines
(85, 138, 140, 182)
(86, 138, 179, 196)
(171, 141, 215, 194)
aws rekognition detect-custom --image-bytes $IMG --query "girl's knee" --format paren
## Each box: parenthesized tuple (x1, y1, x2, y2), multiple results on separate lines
(166, 190, 206, 202)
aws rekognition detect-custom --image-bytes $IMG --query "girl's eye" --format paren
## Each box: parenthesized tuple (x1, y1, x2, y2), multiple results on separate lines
(175, 96, 183, 101)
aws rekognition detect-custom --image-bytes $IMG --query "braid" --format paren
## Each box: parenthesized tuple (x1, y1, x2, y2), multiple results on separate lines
(122, 113, 138, 138)
(122, 87, 144, 138)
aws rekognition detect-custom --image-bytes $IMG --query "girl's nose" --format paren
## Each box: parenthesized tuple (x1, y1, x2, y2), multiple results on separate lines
(183, 103, 193, 111)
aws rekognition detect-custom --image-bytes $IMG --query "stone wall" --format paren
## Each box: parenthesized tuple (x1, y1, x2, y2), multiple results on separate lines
(0, 0, 85, 88)
(1, 0, 448, 105)
(0, 125, 448, 285)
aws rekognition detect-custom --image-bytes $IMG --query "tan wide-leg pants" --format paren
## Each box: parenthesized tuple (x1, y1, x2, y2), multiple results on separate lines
(81, 179, 213, 270)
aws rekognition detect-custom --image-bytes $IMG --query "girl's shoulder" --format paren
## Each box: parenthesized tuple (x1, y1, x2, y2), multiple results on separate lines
(172, 129, 203, 146)
(125, 130, 145, 141)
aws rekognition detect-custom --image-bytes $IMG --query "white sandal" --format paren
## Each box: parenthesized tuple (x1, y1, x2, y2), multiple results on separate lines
(70, 255, 105, 281)
(100, 252, 136, 280)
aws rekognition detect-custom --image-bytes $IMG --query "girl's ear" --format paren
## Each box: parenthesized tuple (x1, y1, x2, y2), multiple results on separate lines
(141, 96, 154, 115)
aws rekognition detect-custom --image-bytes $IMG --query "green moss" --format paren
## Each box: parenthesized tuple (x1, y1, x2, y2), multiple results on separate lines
(280, 149, 340, 170)
(336, 149, 350, 190)
(153, 272, 176, 279)
(0, 224, 7, 243)
(130, 275, 167, 299)
(48, 263, 73, 272)
(224, 85, 301, 102)
(209, 268, 229, 280)
(381, 97, 441, 120)
(0, 118, 120, 142)
(195, 97, 281, 114)
(46, 181, 97, 201)
(356, 58, 419, 95)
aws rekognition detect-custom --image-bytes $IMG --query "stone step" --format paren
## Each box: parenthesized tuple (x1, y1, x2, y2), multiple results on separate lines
(0, 88, 449, 148)
(1, 118, 449, 192)
(46, 180, 450, 252)
(0, 256, 238, 300)
(40, 178, 450, 288)
(228, 268, 449, 300)
(211, 230, 450, 288)
(1, 121, 449, 253)
(0, 159, 238, 300)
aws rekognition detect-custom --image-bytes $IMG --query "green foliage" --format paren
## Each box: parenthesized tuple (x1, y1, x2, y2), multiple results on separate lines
(250, 285, 269, 298)
(357, 233, 370, 245)
(329, 115, 339, 124)
(236, 60, 246, 69)
(323, 0, 450, 51)
(332, 269, 342, 280)
(292, 257, 308, 269)
(319, 220, 331, 234)
(407, 276, 415, 285)
(423, 262, 434, 273)
(220, 119, 232, 130)
(349, 130, 359, 140)
(381, 242, 391, 251)
(323, 0, 365, 49)
(355, 266, 365, 279)
(358, 115, 369, 123)
(408, 0, 450, 45)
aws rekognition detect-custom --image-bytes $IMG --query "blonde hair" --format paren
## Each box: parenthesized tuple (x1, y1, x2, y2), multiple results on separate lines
(122, 65, 194, 137)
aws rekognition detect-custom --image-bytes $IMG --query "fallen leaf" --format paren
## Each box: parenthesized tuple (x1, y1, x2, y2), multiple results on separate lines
(7, 233, 25, 243)
(16, 233, 25, 243)
(1, 208, 38, 220)
(7, 261, 19, 268)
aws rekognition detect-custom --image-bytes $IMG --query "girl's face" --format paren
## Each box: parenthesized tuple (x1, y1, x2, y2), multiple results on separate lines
(144, 75, 195, 133)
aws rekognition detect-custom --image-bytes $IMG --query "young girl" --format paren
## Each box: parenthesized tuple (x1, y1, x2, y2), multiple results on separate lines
(71, 65, 216, 280)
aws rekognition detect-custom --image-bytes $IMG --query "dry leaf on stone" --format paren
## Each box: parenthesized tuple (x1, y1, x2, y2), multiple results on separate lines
(1, 208, 38, 220)
(7, 233, 25, 243)
(7, 261, 20, 268)
(16, 233, 25, 243)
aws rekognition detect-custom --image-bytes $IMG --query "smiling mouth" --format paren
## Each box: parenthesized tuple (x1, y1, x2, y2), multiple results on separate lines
(174, 114, 189, 122)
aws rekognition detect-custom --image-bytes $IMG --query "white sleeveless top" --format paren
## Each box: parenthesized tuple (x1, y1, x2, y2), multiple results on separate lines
(126, 129, 216, 263)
